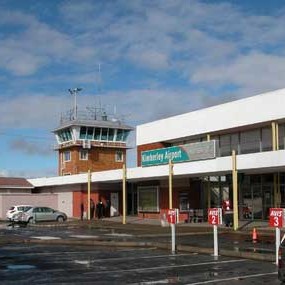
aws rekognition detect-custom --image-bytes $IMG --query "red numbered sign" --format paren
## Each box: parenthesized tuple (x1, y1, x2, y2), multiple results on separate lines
(208, 208, 222, 225)
(167, 209, 178, 224)
(269, 208, 284, 228)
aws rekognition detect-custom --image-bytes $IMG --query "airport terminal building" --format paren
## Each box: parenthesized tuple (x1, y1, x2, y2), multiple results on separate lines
(3, 88, 285, 224)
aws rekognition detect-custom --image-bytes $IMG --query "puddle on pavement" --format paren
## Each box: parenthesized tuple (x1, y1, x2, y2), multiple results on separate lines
(69, 235, 99, 239)
(242, 247, 274, 254)
(7, 265, 36, 270)
(74, 260, 92, 268)
(31, 236, 61, 240)
(105, 233, 133, 237)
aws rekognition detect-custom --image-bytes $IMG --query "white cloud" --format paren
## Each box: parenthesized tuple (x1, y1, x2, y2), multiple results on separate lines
(2, 0, 285, 177)
(191, 52, 285, 93)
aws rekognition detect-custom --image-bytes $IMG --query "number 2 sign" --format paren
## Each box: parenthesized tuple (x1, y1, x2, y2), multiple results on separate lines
(208, 208, 222, 225)
(269, 208, 284, 228)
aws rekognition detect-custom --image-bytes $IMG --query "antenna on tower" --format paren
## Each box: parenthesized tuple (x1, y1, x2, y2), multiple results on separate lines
(68, 87, 82, 120)
(95, 63, 102, 94)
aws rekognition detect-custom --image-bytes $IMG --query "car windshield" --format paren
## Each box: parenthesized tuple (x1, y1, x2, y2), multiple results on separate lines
(23, 207, 32, 212)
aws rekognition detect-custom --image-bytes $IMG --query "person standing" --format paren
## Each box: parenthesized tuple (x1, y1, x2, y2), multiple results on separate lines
(105, 199, 111, 218)
(90, 199, 95, 219)
(97, 200, 104, 219)
(80, 202, 84, 221)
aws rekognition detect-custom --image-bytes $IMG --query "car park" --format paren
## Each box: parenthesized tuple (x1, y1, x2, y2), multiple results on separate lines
(6, 205, 33, 221)
(13, 206, 67, 223)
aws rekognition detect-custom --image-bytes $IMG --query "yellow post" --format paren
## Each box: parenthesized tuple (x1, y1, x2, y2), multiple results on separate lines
(272, 122, 276, 151)
(278, 173, 281, 207)
(169, 160, 173, 209)
(87, 169, 91, 220)
(276, 123, 279, 150)
(207, 134, 211, 208)
(232, 150, 238, 231)
(122, 164, 126, 225)
(272, 122, 278, 207)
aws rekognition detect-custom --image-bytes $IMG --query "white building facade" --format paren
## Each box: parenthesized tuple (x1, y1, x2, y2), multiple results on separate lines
(27, 88, 285, 223)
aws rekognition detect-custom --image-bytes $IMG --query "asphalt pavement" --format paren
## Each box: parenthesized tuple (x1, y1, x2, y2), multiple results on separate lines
(0, 216, 281, 263)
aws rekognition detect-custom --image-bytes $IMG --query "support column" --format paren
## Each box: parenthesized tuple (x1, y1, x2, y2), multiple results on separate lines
(232, 150, 239, 231)
(207, 134, 211, 208)
(272, 122, 279, 207)
(122, 164, 127, 224)
(169, 160, 173, 209)
(87, 170, 91, 220)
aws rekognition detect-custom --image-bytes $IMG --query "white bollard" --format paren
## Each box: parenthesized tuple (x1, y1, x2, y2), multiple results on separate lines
(213, 224, 218, 257)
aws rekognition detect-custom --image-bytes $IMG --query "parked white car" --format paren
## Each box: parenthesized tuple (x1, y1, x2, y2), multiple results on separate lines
(6, 205, 33, 221)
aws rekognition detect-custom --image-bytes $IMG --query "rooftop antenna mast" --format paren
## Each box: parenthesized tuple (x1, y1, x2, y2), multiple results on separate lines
(68, 87, 82, 119)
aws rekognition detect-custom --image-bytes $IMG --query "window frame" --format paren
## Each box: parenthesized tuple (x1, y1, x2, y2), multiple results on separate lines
(79, 150, 88, 160)
(137, 186, 159, 212)
(115, 150, 124, 162)
(63, 151, 71, 162)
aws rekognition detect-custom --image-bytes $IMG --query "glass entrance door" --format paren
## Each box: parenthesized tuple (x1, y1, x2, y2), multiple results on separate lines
(242, 185, 263, 220)
(252, 185, 263, 219)
(263, 185, 273, 220)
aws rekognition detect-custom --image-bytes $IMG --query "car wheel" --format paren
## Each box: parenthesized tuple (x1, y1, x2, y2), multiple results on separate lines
(28, 217, 34, 224)
(57, 216, 64, 223)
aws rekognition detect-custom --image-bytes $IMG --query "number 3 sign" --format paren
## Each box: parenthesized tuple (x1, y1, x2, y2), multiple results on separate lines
(269, 208, 284, 228)
(208, 208, 222, 225)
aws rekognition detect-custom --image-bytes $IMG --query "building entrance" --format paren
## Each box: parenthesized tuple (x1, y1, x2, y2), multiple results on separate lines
(241, 184, 273, 220)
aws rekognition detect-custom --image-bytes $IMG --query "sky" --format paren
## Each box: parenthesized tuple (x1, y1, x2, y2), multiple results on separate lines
(1, 0, 285, 178)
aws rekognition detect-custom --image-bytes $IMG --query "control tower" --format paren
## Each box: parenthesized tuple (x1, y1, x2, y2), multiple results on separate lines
(53, 89, 133, 176)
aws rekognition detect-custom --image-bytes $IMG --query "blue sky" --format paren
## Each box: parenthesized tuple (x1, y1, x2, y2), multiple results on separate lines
(1, 0, 285, 178)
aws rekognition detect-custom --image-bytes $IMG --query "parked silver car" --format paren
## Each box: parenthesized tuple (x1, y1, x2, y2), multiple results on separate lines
(13, 206, 67, 223)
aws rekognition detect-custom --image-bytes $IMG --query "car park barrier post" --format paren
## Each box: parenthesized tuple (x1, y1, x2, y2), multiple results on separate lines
(269, 208, 285, 265)
(167, 208, 179, 254)
(208, 208, 223, 257)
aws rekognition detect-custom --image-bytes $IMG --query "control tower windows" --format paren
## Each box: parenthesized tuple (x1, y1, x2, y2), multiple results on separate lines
(87, 127, 94, 139)
(94, 128, 101, 140)
(79, 127, 87, 139)
(116, 129, 123, 141)
(108, 128, 115, 141)
(58, 128, 73, 142)
(101, 128, 108, 141)
(79, 126, 130, 142)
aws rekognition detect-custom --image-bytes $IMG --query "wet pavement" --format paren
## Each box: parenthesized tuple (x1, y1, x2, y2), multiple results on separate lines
(0, 217, 280, 261)
(0, 242, 279, 284)
(0, 218, 283, 284)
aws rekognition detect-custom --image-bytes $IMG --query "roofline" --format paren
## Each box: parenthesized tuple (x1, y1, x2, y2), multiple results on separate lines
(53, 120, 134, 132)
(0, 186, 34, 189)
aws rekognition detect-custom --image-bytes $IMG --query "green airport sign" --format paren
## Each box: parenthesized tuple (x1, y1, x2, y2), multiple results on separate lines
(141, 140, 216, 167)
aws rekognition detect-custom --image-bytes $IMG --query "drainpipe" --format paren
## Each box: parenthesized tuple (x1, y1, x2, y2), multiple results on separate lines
(169, 160, 173, 209)
(232, 150, 238, 231)
(122, 164, 126, 224)
(272, 122, 279, 207)
(207, 134, 211, 209)
(87, 169, 91, 220)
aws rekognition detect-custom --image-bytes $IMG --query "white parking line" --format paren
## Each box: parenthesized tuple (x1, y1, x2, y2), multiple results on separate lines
(186, 271, 277, 284)
(89, 253, 197, 262)
(86, 259, 246, 274)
